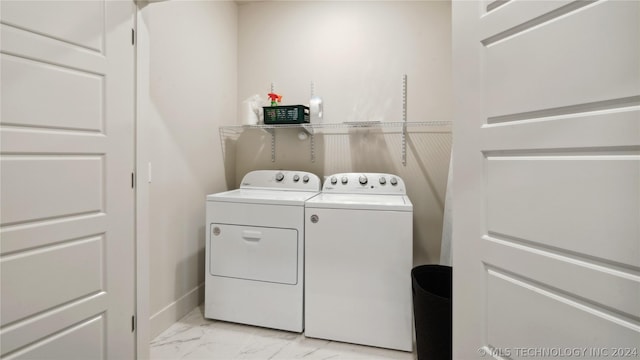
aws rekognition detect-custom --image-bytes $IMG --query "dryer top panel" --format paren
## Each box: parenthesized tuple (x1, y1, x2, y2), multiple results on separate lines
(239, 170, 321, 191)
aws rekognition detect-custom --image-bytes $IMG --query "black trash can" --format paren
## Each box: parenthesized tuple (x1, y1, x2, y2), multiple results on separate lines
(411, 265, 452, 360)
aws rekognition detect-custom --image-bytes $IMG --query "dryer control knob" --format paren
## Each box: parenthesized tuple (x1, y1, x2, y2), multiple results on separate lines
(341, 176, 349, 184)
(330, 176, 338, 185)
(293, 174, 300, 182)
(359, 175, 368, 185)
(275, 172, 285, 182)
(379, 177, 387, 185)
(302, 175, 310, 183)
(390, 177, 398, 186)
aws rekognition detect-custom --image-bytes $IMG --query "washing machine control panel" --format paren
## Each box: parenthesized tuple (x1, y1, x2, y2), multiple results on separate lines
(240, 170, 321, 191)
(322, 173, 406, 194)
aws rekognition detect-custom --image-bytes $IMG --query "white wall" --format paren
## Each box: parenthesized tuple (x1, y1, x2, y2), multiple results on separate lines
(238, 0, 451, 123)
(138, 0, 238, 340)
(235, 1, 452, 265)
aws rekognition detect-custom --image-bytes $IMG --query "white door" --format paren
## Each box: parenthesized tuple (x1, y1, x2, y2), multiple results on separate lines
(453, 1, 640, 359)
(1, 1, 136, 358)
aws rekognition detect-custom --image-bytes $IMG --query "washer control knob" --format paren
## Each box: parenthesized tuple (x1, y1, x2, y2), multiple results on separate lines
(379, 177, 387, 185)
(302, 175, 310, 183)
(330, 176, 338, 185)
(293, 174, 300, 182)
(275, 172, 285, 182)
(359, 175, 368, 185)
(390, 177, 398, 186)
(341, 176, 349, 184)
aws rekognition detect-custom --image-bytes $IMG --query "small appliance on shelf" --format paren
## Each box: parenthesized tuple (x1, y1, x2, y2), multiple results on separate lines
(263, 92, 310, 124)
(263, 105, 310, 124)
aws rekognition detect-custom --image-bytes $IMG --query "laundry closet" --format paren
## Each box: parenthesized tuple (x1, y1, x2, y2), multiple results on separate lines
(139, 0, 452, 345)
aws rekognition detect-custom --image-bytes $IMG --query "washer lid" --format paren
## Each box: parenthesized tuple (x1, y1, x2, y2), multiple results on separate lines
(207, 189, 319, 206)
(304, 193, 412, 211)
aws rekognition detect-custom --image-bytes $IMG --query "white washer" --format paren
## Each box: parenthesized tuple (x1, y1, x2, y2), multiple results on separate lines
(304, 173, 413, 351)
(205, 170, 321, 332)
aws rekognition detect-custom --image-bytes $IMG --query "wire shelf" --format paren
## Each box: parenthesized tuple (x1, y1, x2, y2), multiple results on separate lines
(219, 121, 452, 164)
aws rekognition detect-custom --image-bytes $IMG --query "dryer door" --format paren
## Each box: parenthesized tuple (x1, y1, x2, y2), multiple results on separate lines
(209, 224, 298, 285)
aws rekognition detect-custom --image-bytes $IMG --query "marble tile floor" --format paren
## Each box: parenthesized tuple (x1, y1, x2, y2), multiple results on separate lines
(150, 306, 416, 360)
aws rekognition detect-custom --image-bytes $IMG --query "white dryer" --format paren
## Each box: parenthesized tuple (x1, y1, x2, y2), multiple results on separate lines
(304, 173, 413, 351)
(205, 170, 321, 332)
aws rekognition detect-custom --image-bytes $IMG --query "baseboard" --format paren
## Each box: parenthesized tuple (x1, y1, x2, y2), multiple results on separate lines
(149, 283, 205, 339)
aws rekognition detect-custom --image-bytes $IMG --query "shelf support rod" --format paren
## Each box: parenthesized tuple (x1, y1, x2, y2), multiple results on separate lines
(301, 124, 315, 163)
(271, 130, 276, 162)
(310, 132, 315, 163)
(402, 74, 408, 166)
(265, 128, 276, 162)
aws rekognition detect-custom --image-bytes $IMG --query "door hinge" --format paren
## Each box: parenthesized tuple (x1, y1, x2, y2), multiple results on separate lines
(131, 28, 135, 45)
(131, 315, 136, 332)
(131, 172, 135, 189)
